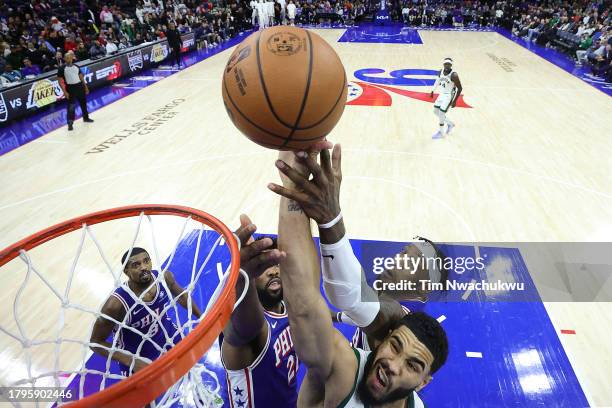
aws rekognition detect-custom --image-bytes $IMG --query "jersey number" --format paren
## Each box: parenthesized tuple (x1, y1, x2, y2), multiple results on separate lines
(286, 354, 299, 384)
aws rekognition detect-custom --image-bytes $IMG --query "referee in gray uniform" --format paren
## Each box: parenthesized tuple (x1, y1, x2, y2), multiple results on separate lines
(58, 51, 93, 131)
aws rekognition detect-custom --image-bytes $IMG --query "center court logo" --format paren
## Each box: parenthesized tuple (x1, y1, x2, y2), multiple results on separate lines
(128, 50, 144, 71)
(26, 79, 62, 109)
(347, 68, 472, 108)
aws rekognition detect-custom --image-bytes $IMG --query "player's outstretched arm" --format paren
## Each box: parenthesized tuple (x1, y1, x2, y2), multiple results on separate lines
(222, 215, 285, 369)
(269, 149, 356, 405)
(90, 298, 150, 372)
(273, 145, 405, 343)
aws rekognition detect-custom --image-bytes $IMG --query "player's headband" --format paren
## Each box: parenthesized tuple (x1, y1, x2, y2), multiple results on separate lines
(443, 58, 453, 65)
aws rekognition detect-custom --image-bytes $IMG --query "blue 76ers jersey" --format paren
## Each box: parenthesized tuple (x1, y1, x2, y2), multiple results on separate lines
(351, 300, 425, 351)
(110, 270, 178, 375)
(224, 302, 299, 407)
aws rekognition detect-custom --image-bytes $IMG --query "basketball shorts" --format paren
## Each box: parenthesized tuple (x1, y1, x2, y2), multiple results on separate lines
(434, 93, 453, 112)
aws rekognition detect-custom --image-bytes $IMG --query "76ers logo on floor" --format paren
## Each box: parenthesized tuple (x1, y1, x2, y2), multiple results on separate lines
(347, 68, 472, 108)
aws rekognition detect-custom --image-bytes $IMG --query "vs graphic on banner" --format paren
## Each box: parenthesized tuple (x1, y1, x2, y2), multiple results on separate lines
(347, 68, 472, 108)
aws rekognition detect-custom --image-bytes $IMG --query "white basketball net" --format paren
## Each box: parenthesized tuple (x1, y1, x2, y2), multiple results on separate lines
(0, 211, 241, 407)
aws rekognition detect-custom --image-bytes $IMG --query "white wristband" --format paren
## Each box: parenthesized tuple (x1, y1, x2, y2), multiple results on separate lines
(318, 212, 342, 229)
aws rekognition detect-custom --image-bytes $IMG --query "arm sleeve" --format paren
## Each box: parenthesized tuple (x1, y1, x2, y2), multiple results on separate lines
(320, 236, 380, 327)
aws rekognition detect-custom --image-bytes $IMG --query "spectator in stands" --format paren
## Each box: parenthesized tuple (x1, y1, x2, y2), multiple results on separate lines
(118, 37, 130, 50)
(64, 35, 78, 52)
(1, 43, 10, 59)
(51, 17, 63, 33)
(6, 44, 24, 69)
(47, 30, 65, 52)
(106, 39, 119, 54)
(591, 43, 611, 76)
(75, 40, 90, 61)
(133, 33, 145, 46)
(100, 6, 115, 26)
(0, 63, 23, 85)
(576, 34, 593, 64)
(198, 19, 220, 48)
(20, 57, 41, 77)
(122, 20, 136, 43)
(89, 40, 106, 59)
(536, 17, 560, 46)
(526, 18, 545, 42)
(287, 0, 296, 26)
(24, 42, 40, 65)
(136, 3, 145, 25)
(50, 50, 64, 69)
(587, 38, 606, 64)
(34, 43, 51, 70)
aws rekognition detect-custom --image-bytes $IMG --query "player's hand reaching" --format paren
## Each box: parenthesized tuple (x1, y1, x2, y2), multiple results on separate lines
(234, 214, 285, 279)
(268, 143, 342, 225)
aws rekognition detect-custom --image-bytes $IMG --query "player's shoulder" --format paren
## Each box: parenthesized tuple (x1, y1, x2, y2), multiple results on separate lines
(451, 71, 459, 78)
(104, 291, 129, 319)
(161, 268, 174, 281)
(328, 341, 363, 407)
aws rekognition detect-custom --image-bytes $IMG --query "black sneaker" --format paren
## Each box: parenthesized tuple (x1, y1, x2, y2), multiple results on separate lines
(83, 118, 94, 123)
(68, 122, 74, 131)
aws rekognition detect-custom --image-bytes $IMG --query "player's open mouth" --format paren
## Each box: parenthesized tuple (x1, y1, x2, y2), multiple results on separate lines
(375, 365, 388, 390)
(267, 278, 281, 290)
(140, 271, 151, 280)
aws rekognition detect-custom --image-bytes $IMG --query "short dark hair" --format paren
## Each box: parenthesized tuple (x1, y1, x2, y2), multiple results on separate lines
(394, 312, 448, 374)
(121, 247, 149, 267)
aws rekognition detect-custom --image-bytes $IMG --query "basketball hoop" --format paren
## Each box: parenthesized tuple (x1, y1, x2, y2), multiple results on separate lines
(0, 205, 241, 407)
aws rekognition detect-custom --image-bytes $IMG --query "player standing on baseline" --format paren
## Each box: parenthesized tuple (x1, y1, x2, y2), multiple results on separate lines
(268, 145, 449, 407)
(221, 215, 303, 407)
(430, 58, 462, 139)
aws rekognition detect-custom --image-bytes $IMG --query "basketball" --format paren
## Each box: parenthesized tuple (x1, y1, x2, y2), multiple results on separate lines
(222, 26, 347, 150)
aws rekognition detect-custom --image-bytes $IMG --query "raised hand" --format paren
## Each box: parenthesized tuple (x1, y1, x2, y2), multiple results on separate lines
(234, 214, 285, 278)
(268, 143, 342, 225)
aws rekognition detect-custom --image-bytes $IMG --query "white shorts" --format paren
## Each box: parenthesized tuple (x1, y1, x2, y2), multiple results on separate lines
(434, 93, 454, 112)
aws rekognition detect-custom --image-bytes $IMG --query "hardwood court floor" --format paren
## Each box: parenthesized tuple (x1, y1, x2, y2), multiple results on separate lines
(0, 28, 611, 406)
